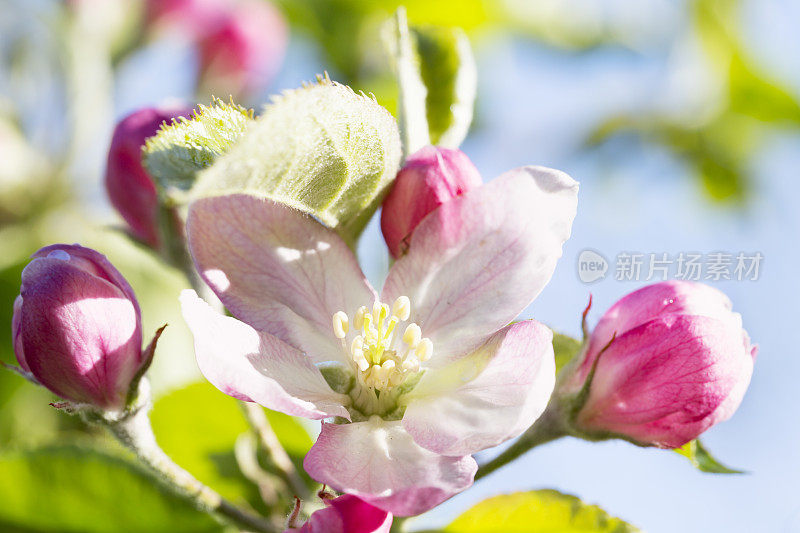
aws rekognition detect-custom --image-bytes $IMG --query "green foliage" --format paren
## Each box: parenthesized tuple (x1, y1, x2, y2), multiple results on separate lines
(143, 99, 254, 196)
(552, 332, 583, 376)
(442, 490, 640, 532)
(150, 381, 313, 514)
(383, 9, 476, 155)
(675, 439, 744, 474)
(413, 25, 476, 147)
(193, 77, 402, 244)
(590, 0, 800, 204)
(0, 446, 223, 533)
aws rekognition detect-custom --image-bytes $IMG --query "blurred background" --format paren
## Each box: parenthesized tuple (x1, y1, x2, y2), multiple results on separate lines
(0, 0, 798, 531)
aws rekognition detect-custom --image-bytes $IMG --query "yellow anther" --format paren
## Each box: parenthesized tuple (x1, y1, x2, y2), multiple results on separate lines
(354, 306, 367, 330)
(403, 323, 422, 347)
(332, 311, 349, 339)
(416, 338, 433, 362)
(392, 296, 411, 321)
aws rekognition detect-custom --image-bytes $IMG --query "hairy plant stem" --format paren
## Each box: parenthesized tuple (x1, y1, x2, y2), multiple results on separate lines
(475, 405, 568, 481)
(106, 405, 277, 533)
(240, 402, 310, 499)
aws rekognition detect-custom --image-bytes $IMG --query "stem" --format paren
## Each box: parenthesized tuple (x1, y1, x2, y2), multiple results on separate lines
(107, 407, 277, 533)
(240, 402, 310, 499)
(475, 407, 567, 481)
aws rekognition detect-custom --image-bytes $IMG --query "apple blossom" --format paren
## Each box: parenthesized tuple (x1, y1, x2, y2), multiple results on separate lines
(286, 495, 392, 533)
(146, 0, 288, 98)
(558, 281, 756, 448)
(381, 146, 482, 258)
(181, 165, 578, 515)
(105, 105, 192, 248)
(11, 244, 146, 411)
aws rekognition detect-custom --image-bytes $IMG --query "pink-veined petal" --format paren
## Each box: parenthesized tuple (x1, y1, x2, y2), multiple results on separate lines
(401, 320, 555, 456)
(382, 166, 578, 362)
(303, 419, 477, 517)
(180, 290, 350, 420)
(187, 195, 377, 364)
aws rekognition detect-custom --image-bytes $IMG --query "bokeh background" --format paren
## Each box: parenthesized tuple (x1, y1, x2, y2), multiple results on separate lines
(1, 0, 798, 531)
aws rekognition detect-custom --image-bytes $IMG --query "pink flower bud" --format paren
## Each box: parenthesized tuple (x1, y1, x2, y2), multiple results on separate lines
(12, 244, 145, 410)
(380, 146, 482, 258)
(561, 281, 756, 448)
(147, 0, 288, 98)
(105, 106, 192, 249)
(287, 495, 392, 533)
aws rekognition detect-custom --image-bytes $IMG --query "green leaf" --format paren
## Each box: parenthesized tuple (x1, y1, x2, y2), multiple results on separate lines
(143, 99, 254, 197)
(674, 439, 744, 474)
(0, 446, 223, 533)
(193, 76, 402, 245)
(553, 332, 582, 376)
(383, 10, 476, 153)
(443, 490, 640, 532)
(413, 24, 476, 147)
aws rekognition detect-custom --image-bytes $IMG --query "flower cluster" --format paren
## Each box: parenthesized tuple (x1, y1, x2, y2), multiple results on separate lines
(9, 99, 756, 529)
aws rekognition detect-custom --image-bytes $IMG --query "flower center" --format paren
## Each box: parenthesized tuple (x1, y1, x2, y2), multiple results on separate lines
(332, 296, 432, 394)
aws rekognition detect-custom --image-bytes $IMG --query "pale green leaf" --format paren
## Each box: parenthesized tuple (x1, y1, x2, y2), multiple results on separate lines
(0, 446, 223, 533)
(674, 439, 744, 474)
(413, 24, 476, 147)
(443, 490, 640, 533)
(553, 332, 582, 376)
(193, 77, 402, 244)
(143, 99, 255, 195)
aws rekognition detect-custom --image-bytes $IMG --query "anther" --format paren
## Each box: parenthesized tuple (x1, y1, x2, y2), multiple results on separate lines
(354, 306, 367, 330)
(416, 338, 433, 362)
(403, 324, 421, 347)
(392, 296, 411, 321)
(332, 311, 349, 339)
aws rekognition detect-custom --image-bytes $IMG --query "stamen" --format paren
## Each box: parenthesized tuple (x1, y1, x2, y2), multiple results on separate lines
(332, 311, 349, 339)
(402, 324, 421, 347)
(416, 338, 433, 362)
(354, 306, 367, 330)
(332, 297, 433, 393)
(392, 296, 411, 321)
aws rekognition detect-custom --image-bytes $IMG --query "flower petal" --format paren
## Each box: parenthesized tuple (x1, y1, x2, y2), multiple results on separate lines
(294, 495, 392, 533)
(578, 314, 754, 448)
(19, 257, 141, 409)
(187, 194, 377, 364)
(303, 419, 477, 516)
(590, 280, 739, 360)
(401, 320, 555, 456)
(382, 166, 578, 362)
(180, 290, 350, 420)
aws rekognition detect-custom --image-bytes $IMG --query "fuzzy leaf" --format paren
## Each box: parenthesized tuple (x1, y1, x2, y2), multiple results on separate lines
(143, 99, 254, 195)
(193, 77, 402, 244)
